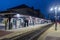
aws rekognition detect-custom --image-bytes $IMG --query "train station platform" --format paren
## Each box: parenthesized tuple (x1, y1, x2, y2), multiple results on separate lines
(38, 23, 60, 40)
(0, 23, 52, 40)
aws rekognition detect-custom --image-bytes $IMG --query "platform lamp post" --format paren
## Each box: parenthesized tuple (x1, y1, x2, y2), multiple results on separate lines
(57, 16, 60, 23)
(50, 6, 60, 31)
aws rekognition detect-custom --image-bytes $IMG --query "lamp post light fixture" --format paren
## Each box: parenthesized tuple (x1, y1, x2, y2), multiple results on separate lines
(50, 8, 54, 11)
(50, 6, 60, 31)
(58, 7, 60, 11)
(16, 14, 20, 18)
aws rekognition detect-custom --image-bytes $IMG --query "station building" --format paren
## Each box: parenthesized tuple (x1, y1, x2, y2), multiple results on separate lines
(0, 4, 44, 30)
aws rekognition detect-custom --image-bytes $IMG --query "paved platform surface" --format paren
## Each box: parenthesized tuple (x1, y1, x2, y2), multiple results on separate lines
(0, 30, 12, 37)
(0, 23, 51, 39)
(38, 23, 60, 40)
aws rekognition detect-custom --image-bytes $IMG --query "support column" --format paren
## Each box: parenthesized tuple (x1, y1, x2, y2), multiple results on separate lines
(8, 17, 12, 30)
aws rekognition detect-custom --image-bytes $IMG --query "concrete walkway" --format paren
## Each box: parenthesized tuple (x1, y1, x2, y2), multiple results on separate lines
(38, 23, 60, 40)
(0, 23, 51, 40)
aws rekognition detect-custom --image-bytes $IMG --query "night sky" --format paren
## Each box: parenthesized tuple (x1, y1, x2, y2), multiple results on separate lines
(0, 0, 60, 20)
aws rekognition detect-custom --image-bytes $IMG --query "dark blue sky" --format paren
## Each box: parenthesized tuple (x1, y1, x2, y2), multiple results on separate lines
(0, 0, 60, 19)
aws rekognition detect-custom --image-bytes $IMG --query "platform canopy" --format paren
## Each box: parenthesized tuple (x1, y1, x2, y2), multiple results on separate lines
(0, 4, 44, 18)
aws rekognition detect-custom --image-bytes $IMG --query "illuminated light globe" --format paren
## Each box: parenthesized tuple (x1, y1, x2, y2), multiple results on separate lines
(54, 7, 57, 10)
(50, 8, 53, 11)
(16, 14, 20, 17)
(58, 7, 60, 11)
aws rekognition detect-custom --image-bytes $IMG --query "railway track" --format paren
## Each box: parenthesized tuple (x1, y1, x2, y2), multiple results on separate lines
(2, 23, 54, 40)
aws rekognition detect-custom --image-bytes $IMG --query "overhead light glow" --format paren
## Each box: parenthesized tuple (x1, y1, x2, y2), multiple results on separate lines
(50, 8, 53, 11)
(54, 7, 57, 10)
(16, 14, 20, 17)
(58, 7, 60, 11)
